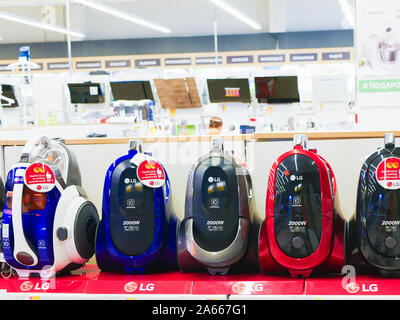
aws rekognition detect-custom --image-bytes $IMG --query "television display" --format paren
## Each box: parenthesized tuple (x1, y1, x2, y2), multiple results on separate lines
(255, 76, 300, 103)
(207, 78, 251, 103)
(0, 84, 18, 107)
(110, 81, 154, 101)
(67, 82, 104, 104)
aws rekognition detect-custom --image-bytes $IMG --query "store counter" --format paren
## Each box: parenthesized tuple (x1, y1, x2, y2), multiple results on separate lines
(0, 130, 397, 145)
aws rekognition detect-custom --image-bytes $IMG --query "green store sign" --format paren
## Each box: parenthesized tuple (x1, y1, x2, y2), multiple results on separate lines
(359, 79, 400, 93)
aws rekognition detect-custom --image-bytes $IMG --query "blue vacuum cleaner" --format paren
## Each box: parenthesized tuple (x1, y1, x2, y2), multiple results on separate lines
(95, 139, 178, 273)
(2, 136, 99, 278)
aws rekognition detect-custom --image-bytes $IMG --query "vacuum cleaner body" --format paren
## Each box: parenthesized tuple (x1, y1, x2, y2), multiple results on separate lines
(259, 135, 344, 277)
(346, 133, 400, 276)
(1, 136, 99, 278)
(95, 140, 178, 274)
(178, 138, 260, 275)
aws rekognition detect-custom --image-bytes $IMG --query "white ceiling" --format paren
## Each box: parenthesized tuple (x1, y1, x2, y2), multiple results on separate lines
(0, 0, 353, 44)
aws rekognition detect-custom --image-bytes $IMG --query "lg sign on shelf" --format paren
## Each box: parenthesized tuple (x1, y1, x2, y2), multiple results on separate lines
(124, 281, 155, 293)
(345, 282, 378, 294)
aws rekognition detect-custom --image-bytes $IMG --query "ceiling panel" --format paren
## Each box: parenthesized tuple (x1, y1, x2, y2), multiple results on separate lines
(284, 0, 354, 31)
(80, 0, 268, 40)
(0, 0, 352, 44)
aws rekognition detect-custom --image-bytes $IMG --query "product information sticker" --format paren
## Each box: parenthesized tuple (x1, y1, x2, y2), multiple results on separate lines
(131, 153, 166, 188)
(375, 157, 400, 189)
(24, 162, 55, 192)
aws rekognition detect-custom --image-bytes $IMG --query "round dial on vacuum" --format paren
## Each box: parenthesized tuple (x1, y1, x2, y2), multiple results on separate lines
(273, 154, 323, 258)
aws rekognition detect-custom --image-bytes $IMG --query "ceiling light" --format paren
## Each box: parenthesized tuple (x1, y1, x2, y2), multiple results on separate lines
(0, 11, 85, 37)
(339, 0, 354, 27)
(208, 0, 261, 30)
(73, 0, 171, 33)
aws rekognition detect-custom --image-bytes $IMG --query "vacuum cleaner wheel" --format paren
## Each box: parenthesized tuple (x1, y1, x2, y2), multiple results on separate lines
(74, 201, 99, 260)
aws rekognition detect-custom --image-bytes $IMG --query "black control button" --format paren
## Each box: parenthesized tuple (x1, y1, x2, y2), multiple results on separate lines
(292, 236, 304, 249)
(16, 252, 34, 265)
(384, 236, 398, 249)
(57, 227, 68, 241)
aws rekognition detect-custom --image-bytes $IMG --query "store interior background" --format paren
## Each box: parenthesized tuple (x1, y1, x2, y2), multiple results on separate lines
(0, 0, 392, 222)
(0, 0, 365, 137)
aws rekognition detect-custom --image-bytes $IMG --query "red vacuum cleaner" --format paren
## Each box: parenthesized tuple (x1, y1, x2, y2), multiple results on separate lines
(258, 134, 345, 277)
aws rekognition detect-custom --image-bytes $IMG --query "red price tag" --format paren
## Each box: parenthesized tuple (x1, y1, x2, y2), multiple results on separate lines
(136, 160, 165, 188)
(375, 157, 400, 190)
(24, 163, 56, 193)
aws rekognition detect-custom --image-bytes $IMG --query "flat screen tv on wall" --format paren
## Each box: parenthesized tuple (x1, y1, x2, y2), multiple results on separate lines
(0, 84, 18, 107)
(110, 81, 154, 101)
(255, 76, 300, 103)
(207, 78, 251, 103)
(67, 82, 104, 104)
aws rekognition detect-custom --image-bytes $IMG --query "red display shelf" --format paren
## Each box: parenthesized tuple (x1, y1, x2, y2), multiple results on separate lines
(189, 273, 305, 296)
(85, 270, 194, 295)
(0, 265, 304, 298)
(305, 276, 400, 296)
(1, 265, 400, 299)
(0, 266, 99, 295)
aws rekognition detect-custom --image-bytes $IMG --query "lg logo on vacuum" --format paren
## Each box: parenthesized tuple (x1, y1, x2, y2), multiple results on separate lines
(345, 283, 378, 294)
(290, 175, 303, 181)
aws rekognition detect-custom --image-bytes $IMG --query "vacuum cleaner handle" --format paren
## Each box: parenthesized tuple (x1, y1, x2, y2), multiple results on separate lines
(20, 135, 52, 163)
(293, 134, 309, 150)
(12, 183, 39, 267)
(384, 133, 395, 149)
(163, 167, 171, 203)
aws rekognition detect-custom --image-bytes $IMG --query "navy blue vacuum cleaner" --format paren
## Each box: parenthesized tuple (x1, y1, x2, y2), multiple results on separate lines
(95, 140, 178, 273)
(346, 133, 400, 276)
(177, 137, 260, 275)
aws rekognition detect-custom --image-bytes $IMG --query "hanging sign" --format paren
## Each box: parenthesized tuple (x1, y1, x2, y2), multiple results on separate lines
(131, 153, 166, 188)
(24, 163, 56, 192)
(375, 157, 400, 190)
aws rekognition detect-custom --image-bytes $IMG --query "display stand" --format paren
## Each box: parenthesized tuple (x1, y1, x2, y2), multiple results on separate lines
(0, 265, 303, 300)
(189, 273, 305, 300)
(305, 276, 400, 299)
(0, 265, 400, 299)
